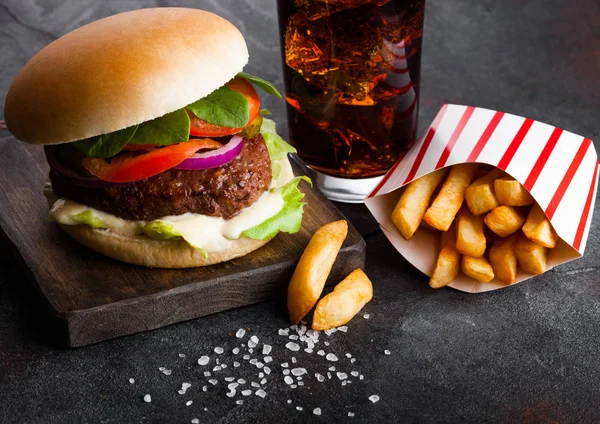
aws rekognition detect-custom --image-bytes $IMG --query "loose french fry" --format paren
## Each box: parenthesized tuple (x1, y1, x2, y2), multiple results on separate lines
(489, 234, 518, 285)
(391, 169, 447, 239)
(465, 169, 503, 215)
(423, 163, 478, 231)
(461, 255, 495, 283)
(312, 269, 373, 331)
(522, 204, 558, 248)
(494, 178, 534, 206)
(456, 207, 486, 257)
(429, 226, 460, 289)
(484, 205, 526, 237)
(287, 220, 348, 325)
(515, 234, 547, 275)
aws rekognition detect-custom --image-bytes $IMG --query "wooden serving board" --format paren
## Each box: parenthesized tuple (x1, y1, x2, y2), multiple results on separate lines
(0, 132, 365, 347)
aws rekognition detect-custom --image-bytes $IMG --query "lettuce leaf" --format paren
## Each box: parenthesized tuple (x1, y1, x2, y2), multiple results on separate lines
(143, 220, 208, 258)
(72, 211, 107, 229)
(241, 176, 311, 240)
(260, 118, 296, 180)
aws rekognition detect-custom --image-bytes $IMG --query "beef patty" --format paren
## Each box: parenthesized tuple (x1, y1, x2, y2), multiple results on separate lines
(50, 134, 272, 221)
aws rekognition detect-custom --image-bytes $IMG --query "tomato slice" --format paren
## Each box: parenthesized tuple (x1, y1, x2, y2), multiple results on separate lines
(188, 77, 261, 137)
(83, 139, 222, 183)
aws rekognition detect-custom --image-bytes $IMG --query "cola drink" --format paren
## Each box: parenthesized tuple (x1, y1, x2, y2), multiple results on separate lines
(277, 0, 426, 179)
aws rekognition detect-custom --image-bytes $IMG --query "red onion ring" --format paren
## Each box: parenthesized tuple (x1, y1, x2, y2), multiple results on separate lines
(175, 135, 244, 170)
(44, 146, 131, 188)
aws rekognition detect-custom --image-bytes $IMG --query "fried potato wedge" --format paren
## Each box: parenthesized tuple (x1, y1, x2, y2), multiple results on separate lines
(456, 207, 487, 258)
(392, 168, 447, 240)
(494, 178, 534, 206)
(429, 226, 460, 289)
(312, 269, 373, 331)
(423, 163, 478, 231)
(461, 255, 495, 283)
(489, 234, 518, 285)
(484, 205, 526, 237)
(465, 169, 503, 215)
(287, 220, 348, 325)
(522, 204, 558, 248)
(515, 234, 547, 275)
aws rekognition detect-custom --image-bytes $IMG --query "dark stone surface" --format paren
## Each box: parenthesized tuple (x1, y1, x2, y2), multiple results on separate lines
(1, 0, 599, 423)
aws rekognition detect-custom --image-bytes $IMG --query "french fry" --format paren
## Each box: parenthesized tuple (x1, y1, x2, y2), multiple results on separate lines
(515, 234, 547, 275)
(522, 204, 559, 248)
(461, 255, 495, 283)
(484, 205, 526, 237)
(494, 178, 535, 206)
(423, 163, 478, 231)
(456, 207, 486, 258)
(287, 220, 348, 325)
(429, 226, 460, 289)
(489, 234, 518, 285)
(465, 169, 503, 215)
(391, 168, 447, 239)
(312, 269, 373, 331)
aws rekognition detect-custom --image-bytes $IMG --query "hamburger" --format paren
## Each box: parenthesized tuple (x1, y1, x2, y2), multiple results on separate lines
(3, 8, 309, 268)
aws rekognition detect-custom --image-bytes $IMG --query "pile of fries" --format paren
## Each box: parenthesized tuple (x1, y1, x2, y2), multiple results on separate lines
(287, 220, 373, 330)
(392, 164, 559, 288)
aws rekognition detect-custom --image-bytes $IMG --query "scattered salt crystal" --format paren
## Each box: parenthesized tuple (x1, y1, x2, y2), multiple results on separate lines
(264, 356, 273, 363)
(306, 339, 315, 349)
(327, 372, 332, 379)
(326, 354, 338, 362)
(338, 326, 348, 332)
(243, 355, 250, 360)
(204, 371, 211, 377)
(260, 378, 267, 385)
(232, 347, 240, 355)
(192, 419, 200, 424)
(180, 383, 192, 393)
(259, 372, 264, 378)
(363, 313, 370, 319)
(348, 412, 355, 417)
(228, 383, 239, 390)
(242, 390, 252, 396)
(226, 391, 236, 398)
(317, 350, 325, 356)
(179, 353, 186, 358)
(345, 353, 352, 358)
(289, 335, 299, 340)
(299, 336, 306, 342)
(250, 358, 258, 365)
(296, 406, 303, 411)
(198, 356, 210, 366)
(286, 342, 300, 352)
(162, 369, 172, 376)
(278, 328, 289, 336)
(238, 378, 246, 384)
(291, 357, 297, 364)
(216, 359, 220, 364)
(297, 377, 303, 381)
(248, 338, 257, 348)
(251, 335, 259, 343)
(341, 380, 347, 386)
(236, 329, 246, 338)
(208, 379, 218, 385)
(213, 366, 222, 372)
(298, 381, 304, 386)
(306, 329, 318, 339)
(351, 371, 359, 377)
(315, 373, 325, 382)
(313, 407, 321, 416)
(256, 362, 264, 369)
(292, 368, 307, 376)
(384, 350, 391, 355)
(359, 375, 364, 380)
(225, 377, 235, 382)
(236, 400, 244, 405)
(324, 341, 330, 346)
(264, 367, 271, 375)
(284, 376, 293, 385)
(329, 366, 336, 371)
(221, 364, 228, 369)
(214, 347, 224, 354)
(287, 399, 292, 404)
(251, 382, 260, 388)
(158, 367, 166, 371)
(351, 358, 356, 364)
(129, 378, 135, 384)
(255, 389, 266, 398)
(305, 348, 314, 354)
(204, 408, 208, 411)
(324, 329, 336, 336)
(281, 362, 289, 368)
(143, 394, 151, 403)
(283, 369, 290, 375)
(186, 400, 193, 406)
(291, 384, 297, 388)
(248, 348, 254, 354)
(291, 325, 298, 330)
(337, 372, 348, 380)
(202, 385, 207, 392)
(262, 344, 272, 355)
(233, 361, 241, 368)
(369, 395, 380, 403)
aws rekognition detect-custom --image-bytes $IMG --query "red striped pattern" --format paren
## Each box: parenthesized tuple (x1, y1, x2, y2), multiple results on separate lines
(545, 138, 592, 219)
(573, 161, 599, 251)
(466, 111, 504, 162)
(523, 127, 563, 190)
(435, 106, 475, 168)
(497, 118, 534, 170)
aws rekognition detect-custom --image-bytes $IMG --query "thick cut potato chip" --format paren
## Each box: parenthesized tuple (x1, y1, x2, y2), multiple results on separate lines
(461, 255, 495, 282)
(484, 205, 526, 237)
(312, 269, 373, 331)
(392, 169, 447, 239)
(423, 163, 478, 231)
(515, 234, 547, 275)
(465, 169, 503, 215)
(456, 207, 486, 258)
(489, 234, 518, 285)
(522, 204, 558, 248)
(287, 220, 348, 325)
(429, 226, 460, 289)
(494, 178, 534, 206)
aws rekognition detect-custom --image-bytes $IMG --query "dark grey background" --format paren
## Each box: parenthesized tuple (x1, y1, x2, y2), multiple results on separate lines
(1, 0, 599, 423)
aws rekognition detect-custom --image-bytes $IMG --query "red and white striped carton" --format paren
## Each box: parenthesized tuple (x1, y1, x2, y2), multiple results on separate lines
(364, 104, 599, 293)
